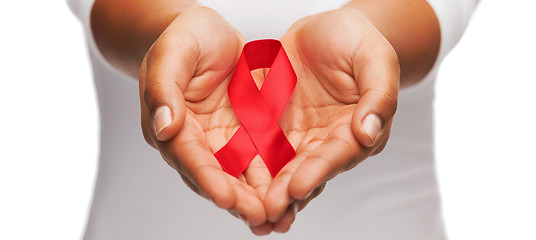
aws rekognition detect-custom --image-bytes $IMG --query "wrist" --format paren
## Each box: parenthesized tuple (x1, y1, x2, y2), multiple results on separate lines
(343, 0, 440, 87)
(91, 0, 198, 77)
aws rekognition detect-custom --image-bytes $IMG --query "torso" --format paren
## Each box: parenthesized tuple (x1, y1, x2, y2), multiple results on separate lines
(71, 0, 446, 239)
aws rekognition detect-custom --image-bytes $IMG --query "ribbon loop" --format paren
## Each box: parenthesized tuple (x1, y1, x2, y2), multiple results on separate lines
(214, 39, 297, 177)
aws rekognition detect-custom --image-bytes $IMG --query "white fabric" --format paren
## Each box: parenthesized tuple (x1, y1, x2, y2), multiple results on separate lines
(67, 0, 478, 239)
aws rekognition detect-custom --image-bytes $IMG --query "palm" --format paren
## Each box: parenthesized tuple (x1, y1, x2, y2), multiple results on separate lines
(277, 10, 370, 178)
(279, 43, 358, 166)
(183, 75, 237, 159)
(181, 63, 276, 178)
(262, 9, 399, 230)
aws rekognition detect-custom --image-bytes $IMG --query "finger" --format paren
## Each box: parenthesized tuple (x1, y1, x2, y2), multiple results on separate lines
(267, 185, 324, 234)
(166, 115, 267, 226)
(163, 114, 236, 209)
(267, 184, 324, 234)
(263, 137, 324, 222)
(289, 127, 363, 200)
(250, 222, 273, 236)
(227, 176, 267, 227)
(296, 183, 325, 212)
(272, 202, 298, 233)
(140, 61, 159, 148)
(227, 188, 269, 230)
(243, 155, 272, 199)
(237, 173, 247, 183)
(370, 120, 393, 156)
(140, 26, 199, 142)
(351, 39, 399, 147)
(263, 154, 305, 222)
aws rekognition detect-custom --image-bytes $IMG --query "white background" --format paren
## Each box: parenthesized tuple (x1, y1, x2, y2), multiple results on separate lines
(0, 0, 535, 239)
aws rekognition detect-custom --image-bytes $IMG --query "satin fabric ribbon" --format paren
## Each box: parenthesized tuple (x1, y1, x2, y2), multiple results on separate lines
(214, 39, 296, 177)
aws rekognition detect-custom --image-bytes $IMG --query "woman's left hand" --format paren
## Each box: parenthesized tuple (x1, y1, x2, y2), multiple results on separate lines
(259, 8, 400, 233)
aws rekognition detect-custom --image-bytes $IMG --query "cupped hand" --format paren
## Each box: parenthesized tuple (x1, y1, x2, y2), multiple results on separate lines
(262, 8, 400, 232)
(138, 6, 273, 230)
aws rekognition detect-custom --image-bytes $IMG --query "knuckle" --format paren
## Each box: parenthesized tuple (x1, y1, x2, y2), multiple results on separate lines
(142, 81, 165, 112)
(371, 89, 398, 117)
(381, 89, 398, 107)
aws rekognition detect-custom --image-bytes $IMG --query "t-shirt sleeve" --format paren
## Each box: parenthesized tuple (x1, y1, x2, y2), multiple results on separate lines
(67, 0, 131, 79)
(66, 0, 94, 28)
(426, 0, 480, 64)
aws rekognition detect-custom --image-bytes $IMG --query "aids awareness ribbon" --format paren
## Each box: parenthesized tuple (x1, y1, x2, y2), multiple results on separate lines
(214, 39, 296, 178)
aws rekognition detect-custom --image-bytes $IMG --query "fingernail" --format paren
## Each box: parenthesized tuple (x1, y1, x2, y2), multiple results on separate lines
(305, 189, 314, 199)
(362, 114, 382, 146)
(292, 202, 299, 214)
(154, 106, 172, 139)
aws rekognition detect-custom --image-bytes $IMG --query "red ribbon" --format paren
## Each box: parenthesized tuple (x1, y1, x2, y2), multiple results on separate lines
(214, 39, 296, 178)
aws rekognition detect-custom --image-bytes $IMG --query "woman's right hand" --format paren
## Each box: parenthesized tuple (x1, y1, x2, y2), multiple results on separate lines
(139, 6, 272, 230)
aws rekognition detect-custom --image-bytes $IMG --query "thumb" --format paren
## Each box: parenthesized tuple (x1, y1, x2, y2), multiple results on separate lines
(143, 80, 186, 142)
(351, 43, 399, 148)
(139, 33, 197, 142)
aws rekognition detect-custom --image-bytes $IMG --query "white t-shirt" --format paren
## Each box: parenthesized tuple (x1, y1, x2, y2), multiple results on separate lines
(67, 0, 478, 239)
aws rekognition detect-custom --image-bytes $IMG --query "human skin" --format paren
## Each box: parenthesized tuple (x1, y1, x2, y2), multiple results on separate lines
(91, 0, 439, 235)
